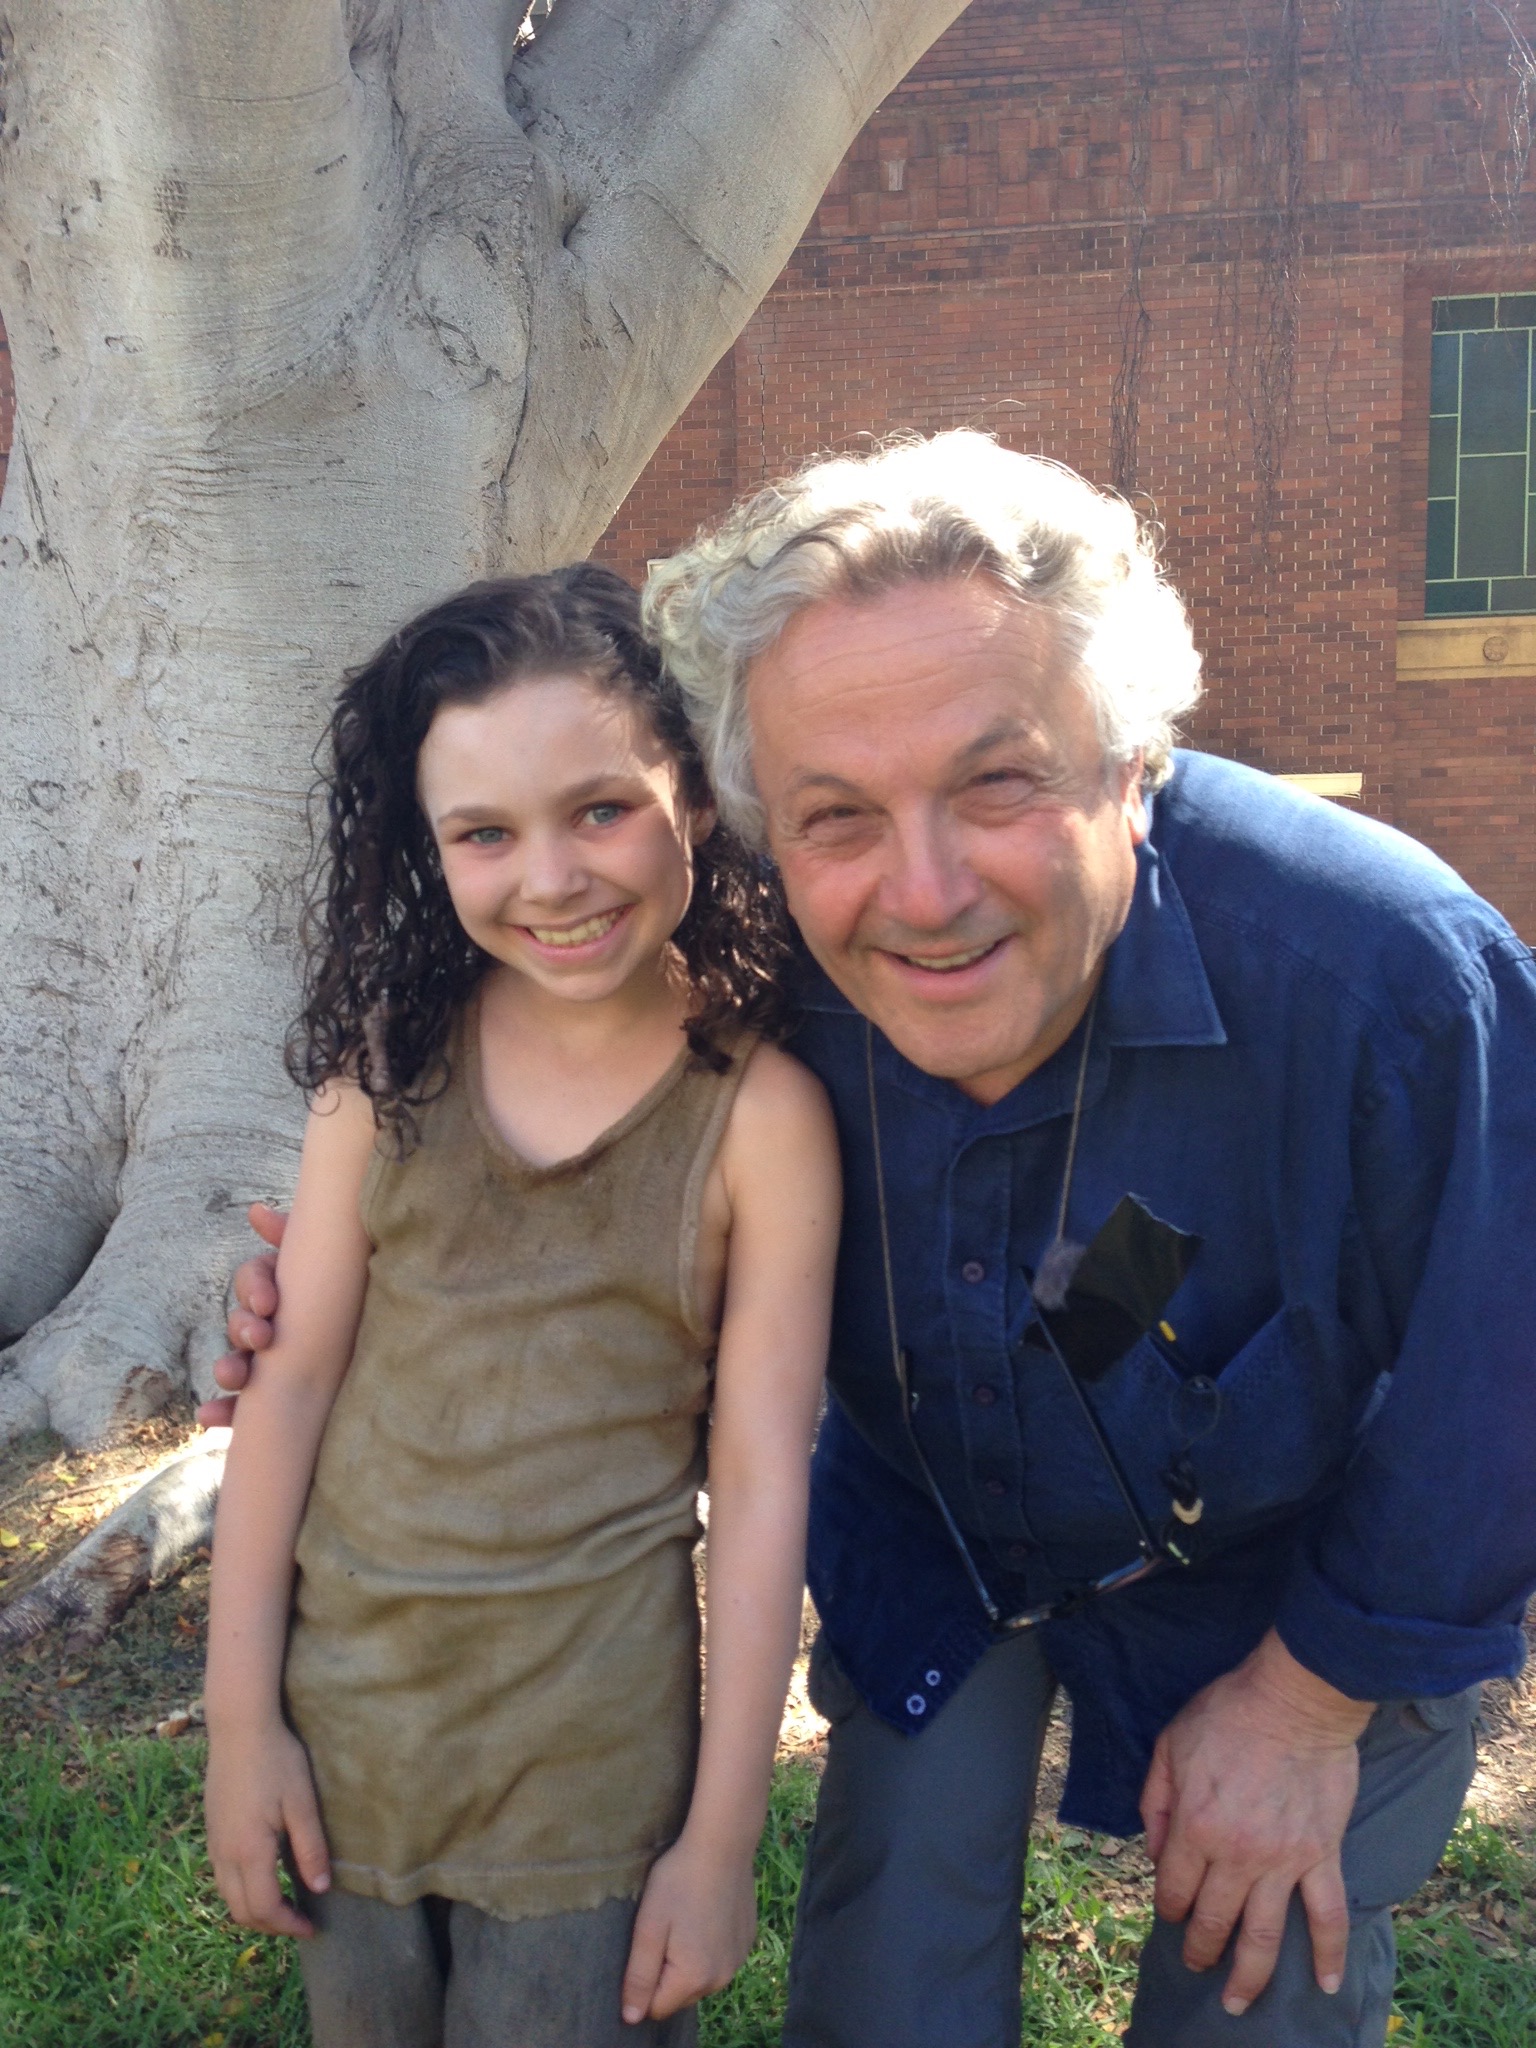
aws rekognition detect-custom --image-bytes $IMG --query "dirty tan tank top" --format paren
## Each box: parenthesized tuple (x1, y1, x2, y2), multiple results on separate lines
(284, 1003, 754, 1922)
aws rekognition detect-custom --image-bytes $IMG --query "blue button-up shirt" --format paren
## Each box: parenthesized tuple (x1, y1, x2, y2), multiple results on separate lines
(788, 751, 1536, 1836)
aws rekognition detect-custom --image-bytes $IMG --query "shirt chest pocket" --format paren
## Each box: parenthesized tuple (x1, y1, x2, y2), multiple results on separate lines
(1019, 1303, 1374, 1553)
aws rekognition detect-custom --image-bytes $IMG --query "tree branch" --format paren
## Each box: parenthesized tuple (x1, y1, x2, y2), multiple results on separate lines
(502, 0, 971, 560)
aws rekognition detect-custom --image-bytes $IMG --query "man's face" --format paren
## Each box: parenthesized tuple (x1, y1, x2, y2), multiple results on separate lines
(748, 576, 1148, 1104)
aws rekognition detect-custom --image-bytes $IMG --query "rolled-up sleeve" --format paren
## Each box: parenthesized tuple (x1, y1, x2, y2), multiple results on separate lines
(1276, 935, 1536, 1701)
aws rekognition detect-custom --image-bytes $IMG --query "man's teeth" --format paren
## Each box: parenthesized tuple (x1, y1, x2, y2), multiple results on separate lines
(527, 908, 624, 947)
(899, 941, 997, 972)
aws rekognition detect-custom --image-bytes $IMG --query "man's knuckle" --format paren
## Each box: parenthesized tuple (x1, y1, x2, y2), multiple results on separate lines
(1240, 1919, 1286, 1951)
(1189, 1910, 1232, 1944)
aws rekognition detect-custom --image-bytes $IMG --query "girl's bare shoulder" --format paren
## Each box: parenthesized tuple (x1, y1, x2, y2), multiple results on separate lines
(721, 1040, 839, 1179)
(299, 1076, 380, 1179)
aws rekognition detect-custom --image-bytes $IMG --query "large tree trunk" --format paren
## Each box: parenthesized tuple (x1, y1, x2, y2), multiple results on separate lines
(0, 0, 968, 1444)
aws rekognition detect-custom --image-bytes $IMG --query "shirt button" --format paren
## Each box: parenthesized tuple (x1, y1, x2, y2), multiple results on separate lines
(961, 1260, 985, 1283)
(906, 1693, 927, 1715)
(983, 1477, 1007, 1497)
(972, 1383, 997, 1406)
(925, 1669, 942, 1687)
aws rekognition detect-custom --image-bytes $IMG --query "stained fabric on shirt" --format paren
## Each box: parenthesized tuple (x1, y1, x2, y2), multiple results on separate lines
(285, 1004, 753, 1919)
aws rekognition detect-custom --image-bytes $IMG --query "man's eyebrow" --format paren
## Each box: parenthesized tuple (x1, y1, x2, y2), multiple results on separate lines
(781, 769, 866, 801)
(780, 721, 1046, 807)
(952, 718, 1042, 768)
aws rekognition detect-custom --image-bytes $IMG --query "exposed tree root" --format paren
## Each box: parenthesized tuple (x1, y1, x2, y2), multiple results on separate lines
(0, 1435, 227, 1655)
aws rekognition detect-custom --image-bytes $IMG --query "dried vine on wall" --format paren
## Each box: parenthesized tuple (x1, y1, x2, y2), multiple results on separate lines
(1109, 3, 1155, 497)
(1109, 0, 1536, 547)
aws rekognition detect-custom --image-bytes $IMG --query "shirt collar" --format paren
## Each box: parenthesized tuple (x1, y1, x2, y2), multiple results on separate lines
(1098, 822, 1227, 1051)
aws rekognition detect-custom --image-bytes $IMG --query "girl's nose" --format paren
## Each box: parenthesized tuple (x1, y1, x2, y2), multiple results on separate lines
(517, 830, 587, 906)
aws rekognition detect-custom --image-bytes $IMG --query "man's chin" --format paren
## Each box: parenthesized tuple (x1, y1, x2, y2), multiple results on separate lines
(863, 1002, 1048, 1100)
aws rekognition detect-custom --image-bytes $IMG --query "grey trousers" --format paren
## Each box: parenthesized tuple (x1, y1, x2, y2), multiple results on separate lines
(783, 1629, 1478, 2048)
(296, 1885, 699, 2048)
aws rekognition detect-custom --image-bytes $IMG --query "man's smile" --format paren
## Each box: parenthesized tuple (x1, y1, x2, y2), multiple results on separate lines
(884, 936, 1009, 975)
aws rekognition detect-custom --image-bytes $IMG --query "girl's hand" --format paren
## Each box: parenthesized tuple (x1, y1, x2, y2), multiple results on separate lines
(621, 1830, 757, 2022)
(205, 1722, 331, 1938)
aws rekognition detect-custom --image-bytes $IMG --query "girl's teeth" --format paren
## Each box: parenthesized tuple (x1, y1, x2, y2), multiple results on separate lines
(528, 909, 623, 947)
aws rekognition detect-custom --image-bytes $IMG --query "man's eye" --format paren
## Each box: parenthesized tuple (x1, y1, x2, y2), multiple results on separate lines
(964, 768, 1036, 804)
(798, 804, 878, 848)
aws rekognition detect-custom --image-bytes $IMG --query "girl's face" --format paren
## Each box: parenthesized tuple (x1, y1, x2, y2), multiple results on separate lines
(418, 671, 711, 1008)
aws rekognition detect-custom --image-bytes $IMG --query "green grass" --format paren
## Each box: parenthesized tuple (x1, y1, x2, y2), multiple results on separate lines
(2, 1740, 1534, 2046)
(0, 1735, 305, 2048)
(1392, 1811, 1536, 2048)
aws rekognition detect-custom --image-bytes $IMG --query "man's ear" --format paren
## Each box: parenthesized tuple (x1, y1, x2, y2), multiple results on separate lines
(1122, 755, 1149, 845)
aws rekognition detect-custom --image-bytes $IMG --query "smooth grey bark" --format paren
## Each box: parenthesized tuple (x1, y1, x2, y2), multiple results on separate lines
(0, 1434, 226, 1650)
(0, 0, 968, 1446)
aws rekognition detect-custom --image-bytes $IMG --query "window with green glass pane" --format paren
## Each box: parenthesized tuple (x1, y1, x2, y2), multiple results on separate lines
(1426, 295, 1536, 617)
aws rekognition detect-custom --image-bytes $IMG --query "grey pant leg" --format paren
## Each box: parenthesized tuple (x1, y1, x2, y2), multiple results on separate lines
(445, 1894, 698, 2048)
(1126, 1686, 1480, 2047)
(298, 1885, 448, 2048)
(783, 1628, 1056, 2048)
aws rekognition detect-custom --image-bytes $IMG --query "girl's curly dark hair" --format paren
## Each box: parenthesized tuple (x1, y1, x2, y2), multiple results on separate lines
(288, 563, 790, 1145)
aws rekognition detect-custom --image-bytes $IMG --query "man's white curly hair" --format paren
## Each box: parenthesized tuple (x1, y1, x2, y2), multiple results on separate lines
(642, 429, 1202, 846)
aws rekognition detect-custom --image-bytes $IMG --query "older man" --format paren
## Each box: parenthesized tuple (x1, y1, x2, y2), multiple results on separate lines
(220, 434, 1536, 2046)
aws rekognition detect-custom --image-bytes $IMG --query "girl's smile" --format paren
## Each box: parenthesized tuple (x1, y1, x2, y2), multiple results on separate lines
(517, 902, 632, 953)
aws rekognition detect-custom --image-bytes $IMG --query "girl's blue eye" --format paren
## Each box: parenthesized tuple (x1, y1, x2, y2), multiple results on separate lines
(467, 826, 505, 845)
(585, 802, 624, 826)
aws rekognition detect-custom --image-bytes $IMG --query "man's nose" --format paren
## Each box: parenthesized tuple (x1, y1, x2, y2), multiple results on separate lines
(878, 810, 984, 933)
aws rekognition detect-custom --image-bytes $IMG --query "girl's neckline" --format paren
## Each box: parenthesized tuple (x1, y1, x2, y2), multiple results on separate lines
(461, 989, 694, 1175)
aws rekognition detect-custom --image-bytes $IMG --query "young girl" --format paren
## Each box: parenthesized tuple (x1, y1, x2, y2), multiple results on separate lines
(203, 566, 839, 2047)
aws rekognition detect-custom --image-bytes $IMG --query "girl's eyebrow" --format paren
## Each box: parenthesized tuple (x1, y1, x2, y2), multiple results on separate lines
(433, 772, 650, 829)
(434, 803, 505, 827)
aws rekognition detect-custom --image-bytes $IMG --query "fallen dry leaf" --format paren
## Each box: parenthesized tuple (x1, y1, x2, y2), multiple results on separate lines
(156, 1713, 192, 1740)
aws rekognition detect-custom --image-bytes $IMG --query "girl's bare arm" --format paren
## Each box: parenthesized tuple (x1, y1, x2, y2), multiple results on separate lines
(623, 1043, 841, 2021)
(204, 1081, 376, 1936)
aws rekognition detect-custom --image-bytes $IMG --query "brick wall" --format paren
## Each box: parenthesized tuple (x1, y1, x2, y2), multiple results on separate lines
(594, 0, 1536, 938)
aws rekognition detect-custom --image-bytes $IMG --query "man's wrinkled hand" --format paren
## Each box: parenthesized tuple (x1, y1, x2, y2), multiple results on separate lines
(196, 1203, 287, 1428)
(1140, 1628, 1374, 2017)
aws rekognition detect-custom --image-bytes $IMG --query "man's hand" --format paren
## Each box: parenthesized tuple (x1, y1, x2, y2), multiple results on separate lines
(1140, 1628, 1374, 2017)
(621, 1829, 758, 2023)
(196, 1203, 287, 1428)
